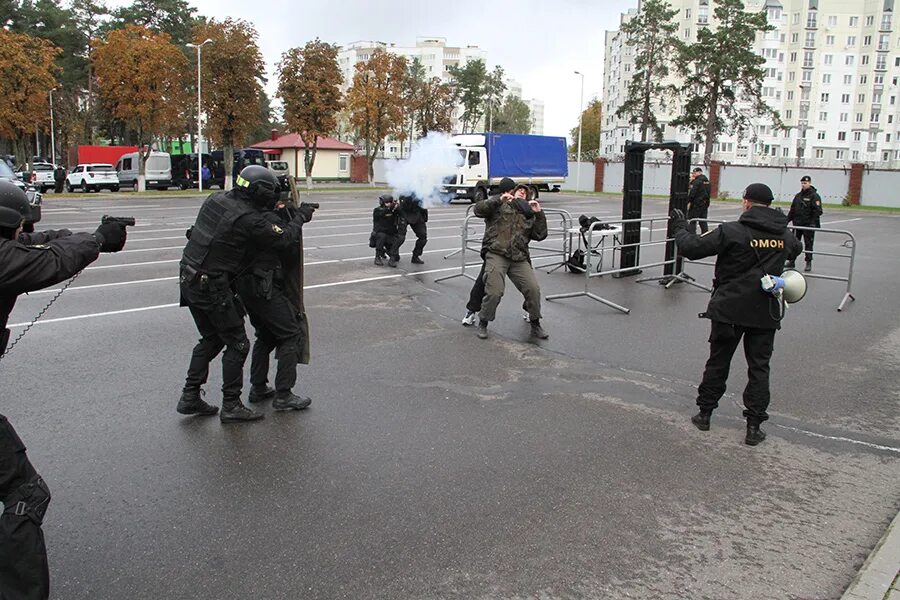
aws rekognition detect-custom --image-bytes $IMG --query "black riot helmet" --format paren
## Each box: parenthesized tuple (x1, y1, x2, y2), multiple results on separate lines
(235, 165, 280, 209)
(0, 179, 32, 224)
(379, 194, 394, 206)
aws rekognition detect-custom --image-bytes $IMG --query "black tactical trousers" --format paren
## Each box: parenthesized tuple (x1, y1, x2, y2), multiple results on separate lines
(688, 205, 709, 234)
(184, 305, 249, 399)
(397, 221, 427, 258)
(374, 232, 399, 260)
(696, 321, 776, 424)
(242, 288, 301, 393)
(0, 416, 50, 600)
(794, 228, 816, 262)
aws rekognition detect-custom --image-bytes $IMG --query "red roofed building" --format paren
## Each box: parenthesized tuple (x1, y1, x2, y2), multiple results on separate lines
(251, 130, 357, 182)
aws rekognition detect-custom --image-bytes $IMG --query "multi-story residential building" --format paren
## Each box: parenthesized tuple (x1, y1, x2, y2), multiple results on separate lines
(602, 0, 900, 168)
(337, 38, 545, 157)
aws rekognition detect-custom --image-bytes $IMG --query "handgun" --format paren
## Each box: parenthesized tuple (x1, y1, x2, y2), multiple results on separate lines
(102, 215, 136, 227)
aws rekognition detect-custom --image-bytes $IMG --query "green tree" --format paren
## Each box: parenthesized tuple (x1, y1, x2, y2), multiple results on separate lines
(192, 18, 265, 190)
(672, 0, 779, 163)
(493, 95, 531, 134)
(615, 0, 681, 142)
(448, 58, 487, 132)
(110, 0, 197, 47)
(244, 90, 282, 147)
(569, 98, 602, 160)
(277, 38, 343, 189)
(71, 0, 110, 143)
(483, 65, 506, 131)
(403, 57, 455, 140)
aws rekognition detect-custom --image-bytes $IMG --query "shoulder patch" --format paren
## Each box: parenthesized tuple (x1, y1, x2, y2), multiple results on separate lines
(272, 224, 284, 235)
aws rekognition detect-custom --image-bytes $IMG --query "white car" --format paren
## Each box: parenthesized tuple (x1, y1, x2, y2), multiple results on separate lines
(65, 164, 120, 193)
(16, 162, 57, 193)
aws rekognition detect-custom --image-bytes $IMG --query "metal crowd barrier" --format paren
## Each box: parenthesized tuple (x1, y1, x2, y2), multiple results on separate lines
(545, 215, 676, 314)
(672, 220, 858, 312)
(435, 207, 574, 283)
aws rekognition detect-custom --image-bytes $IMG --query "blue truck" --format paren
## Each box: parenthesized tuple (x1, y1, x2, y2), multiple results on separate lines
(441, 132, 568, 202)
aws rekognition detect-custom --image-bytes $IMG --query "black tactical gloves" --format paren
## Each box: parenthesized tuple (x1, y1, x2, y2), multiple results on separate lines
(295, 203, 316, 223)
(93, 221, 127, 252)
(669, 208, 687, 230)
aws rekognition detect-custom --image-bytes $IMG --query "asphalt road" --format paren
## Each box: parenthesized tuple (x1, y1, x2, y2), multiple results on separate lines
(2, 190, 898, 599)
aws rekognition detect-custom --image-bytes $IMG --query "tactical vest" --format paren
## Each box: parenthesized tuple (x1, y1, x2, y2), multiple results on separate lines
(182, 191, 255, 275)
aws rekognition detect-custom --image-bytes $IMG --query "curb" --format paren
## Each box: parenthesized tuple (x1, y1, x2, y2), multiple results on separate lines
(841, 509, 900, 600)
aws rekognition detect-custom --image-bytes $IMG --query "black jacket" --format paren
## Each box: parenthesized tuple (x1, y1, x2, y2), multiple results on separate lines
(399, 197, 428, 225)
(373, 205, 401, 235)
(688, 174, 711, 210)
(674, 206, 802, 330)
(786, 186, 823, 227)
(0, 232, 101, 337)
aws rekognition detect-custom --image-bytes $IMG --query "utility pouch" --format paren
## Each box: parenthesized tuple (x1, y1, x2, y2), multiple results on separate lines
(253, 268, 274, 300)
(2, 476, 51, 526)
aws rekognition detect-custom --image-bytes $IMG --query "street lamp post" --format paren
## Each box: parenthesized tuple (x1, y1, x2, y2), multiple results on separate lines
(574, 71, 585, 193)
(186, 39, 213, 192)
(49, 89, 56, 167)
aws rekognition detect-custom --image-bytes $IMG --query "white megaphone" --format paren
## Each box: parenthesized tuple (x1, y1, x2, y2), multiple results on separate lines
(761, 270, 808, 304)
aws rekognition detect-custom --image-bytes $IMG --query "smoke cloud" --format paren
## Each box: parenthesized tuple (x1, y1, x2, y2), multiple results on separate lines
(384, 132, 463, 207)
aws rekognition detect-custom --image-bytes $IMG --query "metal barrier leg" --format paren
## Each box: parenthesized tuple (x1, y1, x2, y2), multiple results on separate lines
(545, 290, 631, 314)
(837, 292, 855, 312)
(443, 248, 462, 259)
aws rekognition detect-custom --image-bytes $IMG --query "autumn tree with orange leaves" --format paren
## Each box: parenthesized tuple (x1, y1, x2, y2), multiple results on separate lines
(346, 49, 408, 183)
(0, 28, 60, 169)
(193, 18, 266, 190)
(277, 38, 343, 190)
(93, 24, 189, 190)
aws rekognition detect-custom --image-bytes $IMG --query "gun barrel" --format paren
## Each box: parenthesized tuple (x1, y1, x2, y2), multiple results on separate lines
(102, 215, 136, 226)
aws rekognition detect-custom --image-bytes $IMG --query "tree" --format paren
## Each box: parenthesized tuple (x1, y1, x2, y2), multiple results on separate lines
(615, 0, 681, 142)
(672, 0, 779, 164)
(192, 18, 265, 190)
(244, 90, 283, 148)
(493, 95, 531, 134)
(93, 24, 189, 190)
(414, 78, 456, 137)
(71, 0, 110, 143)
(109, 0, 197, 47)
(346, 48, 407, 183)
(0, 28, 60, 167)
(483, 65, 506, 131)
(277, 39, 343, 189)
(569, 99, 602, 160)
(448, 58, 487, 132)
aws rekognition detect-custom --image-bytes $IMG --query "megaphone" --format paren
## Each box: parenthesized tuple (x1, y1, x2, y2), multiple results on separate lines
(761, 270, 808, 304)
(780, 269, 807, 304)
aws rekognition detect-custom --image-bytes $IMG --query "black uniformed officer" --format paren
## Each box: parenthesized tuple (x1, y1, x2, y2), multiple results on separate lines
(235, 205, 311, 411)
(786, 175, 823, 272)
(0, 180, 127, 600)
(672, 183, 802, 446)
(687, 167, 711, 234)
(396, 194, 428, 264)
(178, 165, 314, 423)
(372, 194, 401, 267)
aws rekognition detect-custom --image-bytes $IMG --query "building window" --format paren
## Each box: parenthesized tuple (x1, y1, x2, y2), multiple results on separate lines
(846, 55, 855, 66)
(860, 74, 868, 84)
(826, 35, 835, 45)
(864, 35, 873, 46)
(850, 16, 859, 27)
(824, 54, 833, 65)
(790, 51, 797, 63)
(836, 150, 845, 159)
(792, 33, 800, 43)
(684, 28, 691, 39)
(685, 8, 691, 19)
(807, 12, 817, 28)
(859, 93, 866, 102)
(819, 111, 828, 121)
(856, 113, 864, 122)
(338, 154, 349, 172)
(805, 32, 816, 46)
(786, 109, 793, 118)
(848, 35, 857, 46)
(821, 92, 830, 102)
(866, 15, 875, 27)
(840, 112, 849, 122)
(844, 74, 853, 84)
(815, 149, 824, 158)
(817, 130, 826, 139)
(838, 131, 847, 141)
(822, 73, 831, 83)
(854, 131, 862, 140)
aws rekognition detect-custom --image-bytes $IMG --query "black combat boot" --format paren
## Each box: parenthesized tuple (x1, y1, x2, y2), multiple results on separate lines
(691, 410, 712, 431)
(387, 257, 398, 268)
(220, 398, 264, 423)
(529, 319, 549, 339)
(374, 256, 384, 266)
(477, 319, 489, 339)
(411, 255, 424, 264)
(804, 260, 812, 272)
(785, 260, 796, 269)
(248, 384, 276, 404)
(272, 391, 312, 411)
(176, 388, 219, 416)
(745, 422, 767, 446)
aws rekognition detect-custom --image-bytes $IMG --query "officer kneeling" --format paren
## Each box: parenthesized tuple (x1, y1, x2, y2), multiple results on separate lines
(0, 180, 127, 600)
(672, 183, 802, 446)
(178, 165, 314, 423)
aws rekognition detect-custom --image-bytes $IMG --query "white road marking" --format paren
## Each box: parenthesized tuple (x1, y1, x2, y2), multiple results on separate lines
(773, 423, 900, 454)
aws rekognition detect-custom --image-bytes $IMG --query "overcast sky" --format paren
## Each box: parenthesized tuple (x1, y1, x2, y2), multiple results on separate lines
(112, 0, 637, 142)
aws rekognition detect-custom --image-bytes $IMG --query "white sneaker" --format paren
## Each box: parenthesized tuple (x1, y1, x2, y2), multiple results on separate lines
(461, 311, 477, 326)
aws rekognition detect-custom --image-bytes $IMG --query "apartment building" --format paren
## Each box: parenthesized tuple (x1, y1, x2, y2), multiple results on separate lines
(602, 0, 900, 168)
(338, 38, 545, 157)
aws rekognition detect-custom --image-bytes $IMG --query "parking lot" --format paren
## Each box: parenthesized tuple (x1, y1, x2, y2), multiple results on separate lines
(3, 189, 899, 599)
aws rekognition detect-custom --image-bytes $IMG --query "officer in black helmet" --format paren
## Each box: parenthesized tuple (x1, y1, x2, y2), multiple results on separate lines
(0, 180, 127, 600)
(178, 164, 315, 423)
(372, 194, 401, 267)
(0, 182, 71, 246)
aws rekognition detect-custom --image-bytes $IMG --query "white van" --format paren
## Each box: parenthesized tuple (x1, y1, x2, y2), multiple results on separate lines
(116, 151, 172, 190)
